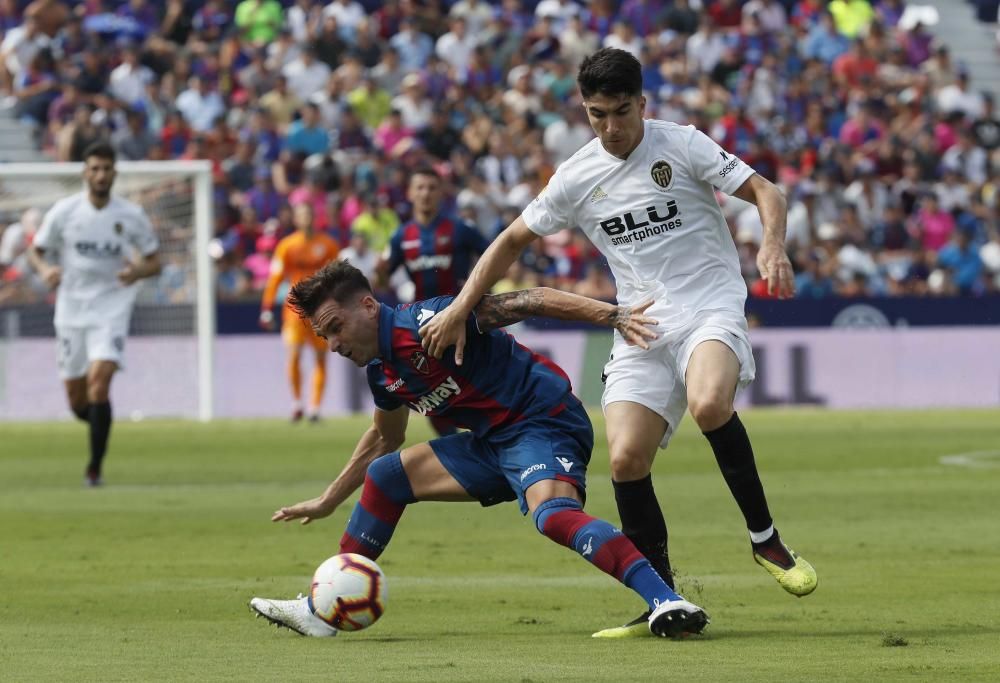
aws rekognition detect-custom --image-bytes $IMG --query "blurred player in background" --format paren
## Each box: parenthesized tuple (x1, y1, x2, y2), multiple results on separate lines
(260, 203, 340, 422)
(27, 142, 161, 486)
(250, 260, 709, 639)
(421, 48, 817, 637)
(377, 166, 490, 436)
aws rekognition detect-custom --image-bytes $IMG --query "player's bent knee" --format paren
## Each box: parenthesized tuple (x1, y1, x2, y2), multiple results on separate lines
(688, 393, 733, 431)
(609, 448, 653, 482)
(365, 452, 416, 505)
(531, 496, 582, 535)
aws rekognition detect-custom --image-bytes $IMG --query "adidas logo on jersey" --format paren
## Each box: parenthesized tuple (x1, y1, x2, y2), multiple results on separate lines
(589, 186, 608, 203)
(416, 308, 436, 325)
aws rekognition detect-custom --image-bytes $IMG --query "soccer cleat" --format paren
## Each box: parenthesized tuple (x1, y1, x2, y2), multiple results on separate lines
(290, 408, 304, 423)
(591, 610, 653, 639)
(84, 469, 103, 487)
(648, 598, 710, 639)
(307, 413, 320, 424)
(753, 537, 818, 597)
(250, 595, 338, 637)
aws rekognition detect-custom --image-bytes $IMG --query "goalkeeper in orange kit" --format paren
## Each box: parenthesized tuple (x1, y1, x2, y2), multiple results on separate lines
(260, 203, 340, 422)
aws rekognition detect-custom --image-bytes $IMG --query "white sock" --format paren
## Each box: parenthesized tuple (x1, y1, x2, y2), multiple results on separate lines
(749, 524, 775, 544)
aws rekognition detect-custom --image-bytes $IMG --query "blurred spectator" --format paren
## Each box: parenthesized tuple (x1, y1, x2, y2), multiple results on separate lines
(971, 93, 1000, 151)
(259, 75, 302, 130)
(910, 193, 955, 251)
(57, 103, 108, 162)
(389, 17, 433, 71)
(109, 45, 154, 108)
(285, 102, 330, 156)
(339, 230, 377, 281)
(802, 12, 849, 64)
(940, 73, 987, 124)
(827, 0, 874, 39)
(283, 46, 331, 102)
(246, 167, 283, 221)
(112, 108, 156, 161)
(937, 225, 983, 294)
(235, 0, 284, 46)
(223, 140, 258, 192)
(350, 192, 399, 253)
(347, 76, 392, 130)
(176, 75, 225, 132)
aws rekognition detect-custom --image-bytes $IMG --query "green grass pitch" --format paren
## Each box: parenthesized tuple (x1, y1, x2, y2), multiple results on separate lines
(2, 409, 999, 681)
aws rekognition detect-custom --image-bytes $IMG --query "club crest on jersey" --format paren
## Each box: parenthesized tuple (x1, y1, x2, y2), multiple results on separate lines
(410, 351, 430, 374)
(650, 160, 672, 189)
(114, 222, 123, 235)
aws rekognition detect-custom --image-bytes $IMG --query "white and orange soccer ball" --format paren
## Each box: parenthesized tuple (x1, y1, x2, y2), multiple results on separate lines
(308, 554, 387, 631)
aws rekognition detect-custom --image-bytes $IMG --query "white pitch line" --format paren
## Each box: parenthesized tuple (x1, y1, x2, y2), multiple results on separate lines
(939, 450, 1000, 469)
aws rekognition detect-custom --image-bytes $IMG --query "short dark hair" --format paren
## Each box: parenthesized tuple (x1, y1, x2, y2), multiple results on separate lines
(82, 141, 116, 164)
(577, 48, 643, 99)
(287, 260, 374, 319)
(410, 165, 440, 182)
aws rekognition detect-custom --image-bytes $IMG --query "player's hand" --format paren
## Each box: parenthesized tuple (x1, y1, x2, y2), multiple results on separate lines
(259, 309, 276, 331)
(613, 299, 660, 349)
(756, 240, 795, 298)
(419, 306, 468, 365)
(117, 264, 140, 285)
(272, 497, 337, 525)
(41, 265, 62, 289)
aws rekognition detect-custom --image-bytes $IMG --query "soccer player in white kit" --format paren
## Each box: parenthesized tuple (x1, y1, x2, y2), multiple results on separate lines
(420, 49, 817, 636)
(28, 142, 161, 486)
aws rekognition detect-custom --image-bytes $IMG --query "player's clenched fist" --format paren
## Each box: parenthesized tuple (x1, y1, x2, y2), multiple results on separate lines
(41, 265, 62, 289)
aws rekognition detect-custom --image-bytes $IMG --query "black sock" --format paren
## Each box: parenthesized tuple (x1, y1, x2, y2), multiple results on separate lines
(72, 404, 89, 422)
(87, 401, 112, 474)
(612, 474, 674, 589)
(704, 412, 773, 533)
(752, 528, 794, 568)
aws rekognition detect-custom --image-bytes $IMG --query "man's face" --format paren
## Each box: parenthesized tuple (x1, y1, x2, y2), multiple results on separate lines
(407, 173, 443, 216)
(83, 156, 116, 197)
(293, 203, 314, 231)
(311, 295, 380, 366)
(582, 93, 646, 159)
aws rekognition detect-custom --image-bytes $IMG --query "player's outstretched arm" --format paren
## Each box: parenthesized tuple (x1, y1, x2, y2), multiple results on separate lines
(732, 173, 795, 298)
(272, 406, 409, 525)
(420, 217, 538, 363)
(475, 288, 660, 349)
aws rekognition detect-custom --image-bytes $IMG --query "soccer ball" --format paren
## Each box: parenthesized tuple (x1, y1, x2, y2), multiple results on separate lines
(308, 553, 387, 631)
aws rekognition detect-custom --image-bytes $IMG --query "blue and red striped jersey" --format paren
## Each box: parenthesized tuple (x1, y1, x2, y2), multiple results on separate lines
(367, 297, 573, 437)
(385, 213, 490, 300)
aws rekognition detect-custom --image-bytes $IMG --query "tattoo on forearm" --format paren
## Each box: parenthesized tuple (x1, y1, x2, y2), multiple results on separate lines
(475, 290, 546, 330)
(612, 305, 633, 334)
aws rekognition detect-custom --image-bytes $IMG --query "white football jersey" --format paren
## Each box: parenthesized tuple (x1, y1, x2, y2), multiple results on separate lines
(522, 119, 756, 327)
(34, 192, 159, 327)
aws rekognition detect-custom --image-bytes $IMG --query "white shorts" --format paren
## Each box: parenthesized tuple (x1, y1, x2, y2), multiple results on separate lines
(55, 319, 129, 380)
(601, 310, 756, 448)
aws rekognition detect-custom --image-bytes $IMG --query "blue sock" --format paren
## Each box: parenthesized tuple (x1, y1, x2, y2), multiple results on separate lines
(623, 561, 681, 610)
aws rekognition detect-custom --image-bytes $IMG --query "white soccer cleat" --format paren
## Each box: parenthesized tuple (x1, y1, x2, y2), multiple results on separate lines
(647, 598, 709, 638)
(250, 595, 338, 637)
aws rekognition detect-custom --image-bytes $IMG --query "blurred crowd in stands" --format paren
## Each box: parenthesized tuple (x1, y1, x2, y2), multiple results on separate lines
(1, 0, 999, 309)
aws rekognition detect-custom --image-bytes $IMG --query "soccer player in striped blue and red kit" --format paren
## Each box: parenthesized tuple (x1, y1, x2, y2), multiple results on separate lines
(250, 260, 709, 638)
(379, 166, 490, 437)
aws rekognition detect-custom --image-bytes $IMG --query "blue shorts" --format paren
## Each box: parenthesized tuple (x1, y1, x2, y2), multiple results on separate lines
(429, 396, 594, 514)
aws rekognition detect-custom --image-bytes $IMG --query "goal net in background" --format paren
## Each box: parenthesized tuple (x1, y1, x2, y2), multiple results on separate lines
(0, 161, 215, 421)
